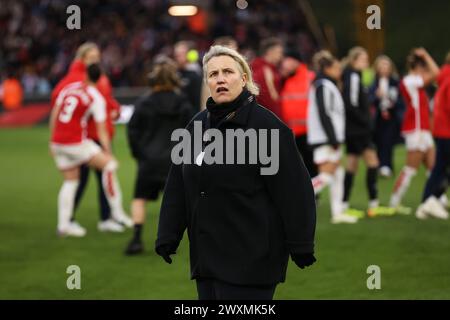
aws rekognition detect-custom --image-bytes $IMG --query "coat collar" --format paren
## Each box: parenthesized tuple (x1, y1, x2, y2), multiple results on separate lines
(225, 94, 255, 126)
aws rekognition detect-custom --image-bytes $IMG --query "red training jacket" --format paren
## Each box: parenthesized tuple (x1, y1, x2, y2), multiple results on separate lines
(433, 65, 450, 138)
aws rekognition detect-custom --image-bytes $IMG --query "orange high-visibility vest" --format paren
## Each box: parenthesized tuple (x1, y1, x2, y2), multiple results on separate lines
(280, 64, 315, 136)
(2, 78, 23, 110)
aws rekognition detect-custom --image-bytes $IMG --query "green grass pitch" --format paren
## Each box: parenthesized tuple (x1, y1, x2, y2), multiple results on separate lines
(0, 125, 449, 299)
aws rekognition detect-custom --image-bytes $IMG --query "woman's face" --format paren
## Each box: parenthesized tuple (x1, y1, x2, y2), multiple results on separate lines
(353, 52, 369, 70)
(206, 55, 246, 104)
(377, 59, 392, 77)
(325, 60, 341, 80)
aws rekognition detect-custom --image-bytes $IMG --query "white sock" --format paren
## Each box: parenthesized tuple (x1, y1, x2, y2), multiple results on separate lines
(330, 167, 344, 217)
(312, 172, 334, 195)
(102, 160, 125, 217)
(57, 180, 79, 230)
(390, 166, 417, 207)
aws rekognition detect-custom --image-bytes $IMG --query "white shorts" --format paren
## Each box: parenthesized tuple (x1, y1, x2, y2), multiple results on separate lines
(313, 145, 342, 165)
(51, 139, 101, 170)
(403, 130, 434, 152)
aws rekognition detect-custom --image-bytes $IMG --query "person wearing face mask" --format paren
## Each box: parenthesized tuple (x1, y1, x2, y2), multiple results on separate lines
(155, 45, 316, 300)
(369, 55, 404, 179)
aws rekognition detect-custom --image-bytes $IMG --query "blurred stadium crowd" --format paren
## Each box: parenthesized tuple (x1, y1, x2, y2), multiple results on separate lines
(0, 0, 315, 92)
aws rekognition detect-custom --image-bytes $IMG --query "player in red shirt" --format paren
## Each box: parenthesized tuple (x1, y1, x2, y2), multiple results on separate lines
(50, 64, 129, 237)
(51, 42, 131, 231)
(416, 52, 450, 219)
(390, 48, 439, 208)
(251, 38, 284, 118)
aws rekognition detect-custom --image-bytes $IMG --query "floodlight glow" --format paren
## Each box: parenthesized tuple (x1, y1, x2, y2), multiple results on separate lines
(168, 5, 198, 16)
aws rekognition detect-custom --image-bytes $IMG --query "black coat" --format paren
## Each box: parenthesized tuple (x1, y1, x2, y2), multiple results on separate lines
(368, 76, 405, 127)
(155, 94, 316, 286)
(179, 69, 202, 114)
(342, 67, 373, 137)
(127, 90, 193, 182)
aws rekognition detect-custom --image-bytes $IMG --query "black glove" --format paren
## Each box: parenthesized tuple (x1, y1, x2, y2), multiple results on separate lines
(155, 243, 177, 264)
(292, 253, 316, 269)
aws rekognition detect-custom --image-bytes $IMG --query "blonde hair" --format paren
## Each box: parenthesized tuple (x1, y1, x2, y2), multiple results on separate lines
(348, 46, 368, 63)
(373, 55, 398, 79)
(75, 42, 99, 60)
(341, 46, 368, 69)
(202, 45, 259, 96)
(312, 50, 336, 73)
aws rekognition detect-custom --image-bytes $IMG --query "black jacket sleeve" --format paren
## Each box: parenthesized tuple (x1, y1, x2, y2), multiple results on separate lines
(343, 72, 369, 127)
(263, 128, 316, 255)
(127, 104, 144, 159)
(155, 163, 188, 251)
(316, 85, 338, 145)
(368, 83, 380, 107)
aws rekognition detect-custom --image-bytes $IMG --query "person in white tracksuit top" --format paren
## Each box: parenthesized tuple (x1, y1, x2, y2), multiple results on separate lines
(307, 50, 358, 224)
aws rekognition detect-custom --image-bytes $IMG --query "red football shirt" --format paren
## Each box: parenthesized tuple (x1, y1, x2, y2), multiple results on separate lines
(400, 74, 431, 133)
(51, 60, 120, 139)
(51, 82, 106, 144)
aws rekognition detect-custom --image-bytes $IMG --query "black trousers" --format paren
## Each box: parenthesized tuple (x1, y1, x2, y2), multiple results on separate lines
(72, 140, 111, 221)
(295, 134, 317, 178)
(374, 118, 398, 170)
(196, 278, 276, 300)
(422, 138, 450, 201)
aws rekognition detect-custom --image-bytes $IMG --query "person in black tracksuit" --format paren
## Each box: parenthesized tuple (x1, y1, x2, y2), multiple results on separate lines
(368, 55, 404, 178)
(341, 47, 380, 214)
(155, 45, 317, 300)
(125, 56, 193, 255)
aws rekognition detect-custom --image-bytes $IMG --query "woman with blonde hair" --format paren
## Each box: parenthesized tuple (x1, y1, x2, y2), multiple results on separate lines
(369, 55, 404, 178)
(155, 45, 316, 299)
(341, 46, 381, 217)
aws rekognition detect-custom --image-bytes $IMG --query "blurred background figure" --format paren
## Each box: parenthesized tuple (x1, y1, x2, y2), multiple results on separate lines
(341, 47, 383, 217)
(251, 37, 284, 118)
(416, 51, 450, 219)
(51, 42, 132, 231)
(49, 64, 128, 237)
(125, 56, 193, 255)
(308, 50, 356, 224)
(280, 51, 317, 178)
(0, 69, 23, 112)
(389, 48, 439, 209)
(173, 40, 202, 115)
(369, 55, 404, 178)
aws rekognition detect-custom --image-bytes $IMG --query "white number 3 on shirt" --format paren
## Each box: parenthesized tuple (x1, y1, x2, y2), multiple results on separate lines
(59, 96, 78, 123)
